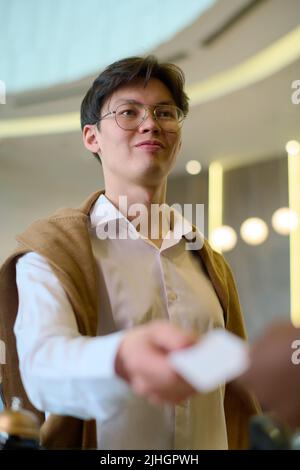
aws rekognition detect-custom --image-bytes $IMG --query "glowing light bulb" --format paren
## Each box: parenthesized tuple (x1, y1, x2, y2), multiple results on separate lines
(240, 218, 268, 245)
(272, 207, 299, 235)
(211, 225, 237, 252)
(285, 140, 300, 156)
(186, 160, 202, 175)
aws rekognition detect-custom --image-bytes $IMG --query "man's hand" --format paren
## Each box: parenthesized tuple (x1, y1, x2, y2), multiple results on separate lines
(115, 320, 198, 405)
(237, 322, 300, 428)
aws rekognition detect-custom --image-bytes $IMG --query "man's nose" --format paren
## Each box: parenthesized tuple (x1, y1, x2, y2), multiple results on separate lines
(138, 109, 161, 132)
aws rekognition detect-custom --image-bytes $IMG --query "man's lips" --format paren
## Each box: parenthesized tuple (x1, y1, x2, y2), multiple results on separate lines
(134, 140, 165, 149)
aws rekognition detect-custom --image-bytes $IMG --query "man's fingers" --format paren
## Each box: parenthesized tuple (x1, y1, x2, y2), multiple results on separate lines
(150, 321, 197, 352)
(115, 320, 199, 404)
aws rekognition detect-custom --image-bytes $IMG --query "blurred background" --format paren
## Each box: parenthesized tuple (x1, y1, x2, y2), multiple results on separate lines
(0, 0, 299, 349)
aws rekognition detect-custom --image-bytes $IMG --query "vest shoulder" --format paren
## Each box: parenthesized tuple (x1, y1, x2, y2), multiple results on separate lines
(201, 239, 231, 274)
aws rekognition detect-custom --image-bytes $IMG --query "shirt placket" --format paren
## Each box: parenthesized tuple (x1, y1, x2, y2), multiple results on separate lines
(157, 249, 191, 450)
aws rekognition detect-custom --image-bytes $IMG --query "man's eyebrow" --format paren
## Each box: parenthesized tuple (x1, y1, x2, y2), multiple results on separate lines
(157, 100, 175, 105)
(113, 98, 175, 106)
(113, 99, 138, 105)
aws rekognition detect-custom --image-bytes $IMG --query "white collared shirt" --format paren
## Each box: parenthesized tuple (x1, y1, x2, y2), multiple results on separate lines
(15, 194, 228, 449)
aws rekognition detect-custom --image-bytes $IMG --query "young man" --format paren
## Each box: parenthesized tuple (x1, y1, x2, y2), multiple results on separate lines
(0, 56, 257, 449)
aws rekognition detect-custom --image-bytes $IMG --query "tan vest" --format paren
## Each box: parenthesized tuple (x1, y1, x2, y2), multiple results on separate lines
(0, 190, 259, 449)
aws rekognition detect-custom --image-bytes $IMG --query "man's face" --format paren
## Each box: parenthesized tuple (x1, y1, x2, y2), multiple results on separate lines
(85, 78, 182, 187)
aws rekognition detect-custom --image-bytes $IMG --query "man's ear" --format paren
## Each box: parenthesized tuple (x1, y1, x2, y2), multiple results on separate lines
(82, 124, 102, 154)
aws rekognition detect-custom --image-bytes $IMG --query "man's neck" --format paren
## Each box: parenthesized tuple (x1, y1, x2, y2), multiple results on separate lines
(104, 181, 166, 213)
(104, 181, 169, 243)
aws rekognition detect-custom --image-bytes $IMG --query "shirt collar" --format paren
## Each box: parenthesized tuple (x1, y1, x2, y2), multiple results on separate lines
(90, 194, 126, 228)
(90, 193, 203, 248)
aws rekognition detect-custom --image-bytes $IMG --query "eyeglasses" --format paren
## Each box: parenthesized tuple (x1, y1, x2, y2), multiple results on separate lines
(98, 102, 185, 132)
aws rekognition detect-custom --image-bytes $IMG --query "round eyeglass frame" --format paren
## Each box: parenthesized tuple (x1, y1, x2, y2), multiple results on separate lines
(97, 103, 185, 132)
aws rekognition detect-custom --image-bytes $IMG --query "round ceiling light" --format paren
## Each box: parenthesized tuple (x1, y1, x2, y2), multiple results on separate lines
(211, 225, 237, 252)
(240, 217, 269, 245)
(186, 160, 202, 175)
(272, 207, 299, 235)
(285, 140, 300, 156)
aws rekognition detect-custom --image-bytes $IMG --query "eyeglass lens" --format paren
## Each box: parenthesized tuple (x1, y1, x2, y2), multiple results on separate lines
(114, 103, 183, 131)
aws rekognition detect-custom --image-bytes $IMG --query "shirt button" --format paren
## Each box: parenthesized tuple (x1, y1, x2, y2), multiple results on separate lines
(168, 292, 177, 302)
(179, 400, 188, 408)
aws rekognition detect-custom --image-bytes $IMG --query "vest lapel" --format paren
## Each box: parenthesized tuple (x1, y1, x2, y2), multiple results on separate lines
(196, 241, 229, 325)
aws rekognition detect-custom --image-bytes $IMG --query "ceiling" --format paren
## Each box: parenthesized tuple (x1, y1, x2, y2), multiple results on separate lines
(0, 0, 299, 183)
(1, 0, 215, 93)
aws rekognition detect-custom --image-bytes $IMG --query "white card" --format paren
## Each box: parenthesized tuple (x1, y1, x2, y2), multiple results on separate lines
(169, 328, 250, 392)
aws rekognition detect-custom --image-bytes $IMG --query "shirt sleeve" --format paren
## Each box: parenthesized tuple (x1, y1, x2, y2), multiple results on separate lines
(14, 252, 133, 422)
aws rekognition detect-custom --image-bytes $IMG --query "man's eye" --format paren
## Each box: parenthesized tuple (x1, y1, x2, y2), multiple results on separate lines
(156, 109, 175, 119)
(119, 108, 138, 117)
(159, 111, 171, 118)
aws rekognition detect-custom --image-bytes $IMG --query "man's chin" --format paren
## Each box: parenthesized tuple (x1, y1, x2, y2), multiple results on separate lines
(135, 162, 171, 183)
